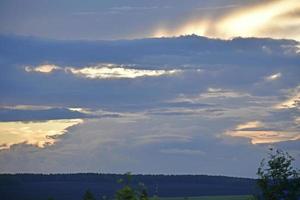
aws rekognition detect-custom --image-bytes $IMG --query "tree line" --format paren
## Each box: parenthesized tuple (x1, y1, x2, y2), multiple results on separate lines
(81, 148, 300, 200)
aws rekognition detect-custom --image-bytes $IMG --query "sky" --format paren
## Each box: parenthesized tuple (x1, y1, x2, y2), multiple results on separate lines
(0, 0, 300, 177)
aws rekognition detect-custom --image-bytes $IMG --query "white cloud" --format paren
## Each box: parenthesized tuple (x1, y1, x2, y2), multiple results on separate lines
(25, 63, 181, 79)
(265, 72, 282, 81)
(67, 107, 93, 114)
(65, 66, 180, 79)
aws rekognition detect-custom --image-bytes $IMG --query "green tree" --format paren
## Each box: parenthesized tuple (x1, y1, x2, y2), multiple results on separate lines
(115, 172, 137, 200)
(116, 185, 137, 200)
(115, 172, 149, 200)
(83, 189, 96, 200)
(137, 183, 149, 200)
(257, 148, 300, 200)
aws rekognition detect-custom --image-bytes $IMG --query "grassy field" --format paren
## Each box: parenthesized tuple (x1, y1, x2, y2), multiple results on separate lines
(158, 195, 255, 200)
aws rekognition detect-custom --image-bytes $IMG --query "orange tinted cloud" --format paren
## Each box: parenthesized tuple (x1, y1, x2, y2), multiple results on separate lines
(226, 121, 300, 144)
(0, 119, 83, 150)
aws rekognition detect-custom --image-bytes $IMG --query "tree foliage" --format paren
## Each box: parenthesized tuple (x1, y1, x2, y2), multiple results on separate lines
(138, 184, 149, 200)
(83, 189, 96, 200)
(115, 172, 149, 200)
(257, 148, 300, 200)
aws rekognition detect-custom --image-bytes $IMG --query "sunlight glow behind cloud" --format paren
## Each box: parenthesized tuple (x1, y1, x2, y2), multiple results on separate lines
(216, 0, 300, 40)
(226, 121, 300, 144)
(153, 0, 300, 41)
(25, 64, 61, 73)
(0, 119, 83, 150)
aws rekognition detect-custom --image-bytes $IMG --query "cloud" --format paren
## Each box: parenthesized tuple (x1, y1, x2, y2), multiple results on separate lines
(170, 88, 250, 105)
(265, 72, 282, 81)
(1, 112, 286, 176)
(147, 107, 218, 117)
(0, 107, 87, 122)
(225, 120, 300, 144)
(1, 105, 53, 110)
(25, 64, 61, 73)
(202, 88, 249, 98)
(153, 0, 300, 41)
(275, 85, 300, 109)
(156, 85, 285, 120)
(0, 105, 123, 121)
(0, 119, 83, 150)
(65, 65, 180, 79)
(236, 121, 263, 130)
(0, 35, 300, 176)
(25, 63, 181, 79)
(0, 107, 298, 176)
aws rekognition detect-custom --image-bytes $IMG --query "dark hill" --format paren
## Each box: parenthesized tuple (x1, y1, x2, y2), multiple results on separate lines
(0, 173, 257, 200)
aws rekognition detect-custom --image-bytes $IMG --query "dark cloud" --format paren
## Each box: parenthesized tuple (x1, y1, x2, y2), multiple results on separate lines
(0, 35, 299, 108)
(0, 107, 122, 121)
(0, 108, 89, 121)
